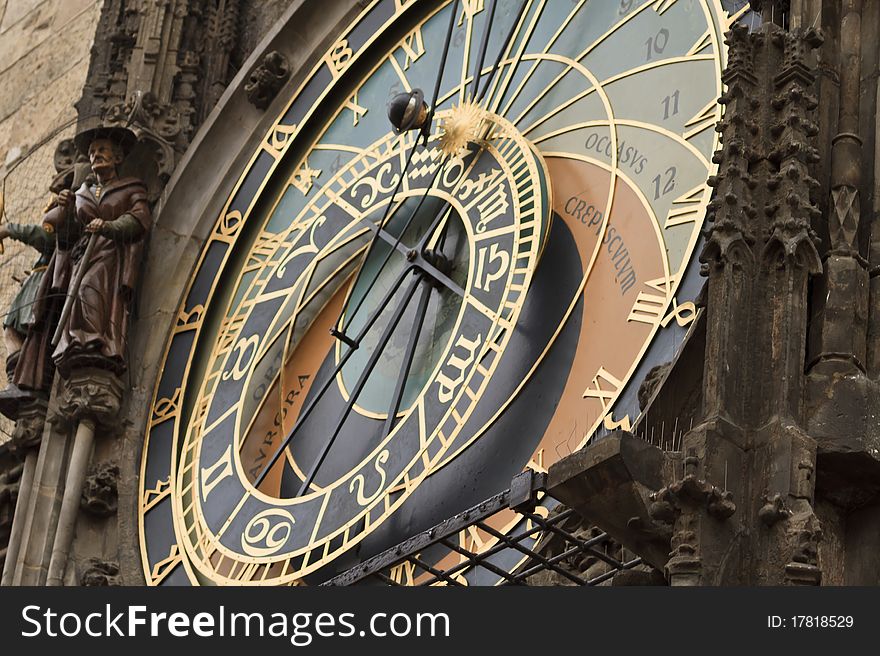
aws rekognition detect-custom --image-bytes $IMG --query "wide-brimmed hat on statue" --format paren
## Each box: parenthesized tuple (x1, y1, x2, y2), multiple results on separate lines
(73, 125, 138, 157)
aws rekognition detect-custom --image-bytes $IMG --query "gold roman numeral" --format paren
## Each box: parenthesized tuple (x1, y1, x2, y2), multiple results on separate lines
(683, 100, 720, 141)
(583, 366, 623, 412)
(399, 26, 425, 70)
(458, 0, 485, 25)
(345, 93, 368, 126)
(388, 558, 419, 585)
(201, 445, 234, 501)
(243, 230, 284, 274)
(664, 184, 707, 229)
(290, 159, 321, 195)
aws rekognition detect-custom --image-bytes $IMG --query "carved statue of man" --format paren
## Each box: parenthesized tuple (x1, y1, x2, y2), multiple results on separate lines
(0, 220, 54, 380)
(0, 147, 81, 419)
(50, 126, 150, 377)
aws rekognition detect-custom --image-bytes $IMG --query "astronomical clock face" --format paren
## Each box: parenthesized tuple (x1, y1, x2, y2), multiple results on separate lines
(140, 0, 745, 585)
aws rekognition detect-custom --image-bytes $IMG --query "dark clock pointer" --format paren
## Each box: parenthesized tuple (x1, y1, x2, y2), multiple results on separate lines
(253, 262, 417, 487)
(381, 276, 433, 440)
(261, 0, 520, 493)
(295, 272, 426, 497)
(470, 0, 497, 102)
(476, 0, 530, 103)
(331, 0, 461, 347)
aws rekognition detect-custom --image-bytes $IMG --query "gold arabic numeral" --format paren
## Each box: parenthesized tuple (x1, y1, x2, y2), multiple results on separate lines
(200, 445, 234, 502)
(388, 557, 420, 586)
(152, 388, 181, 424)
(664, 184, 707, 229)
(265, 123, 298, 157)
(474, 243, 510, 293)
(523, 504, 550, 537)
(175, 304, 205, 334)
(661, 298, 697, 329)
(215, 209, 243, 242)
(241, 508, 296, 557)
(222, 334, 259, 381)
(683, 100, 720, 142)
(324, 38, 353, 78)
(651, 0, 676, 14)
(399, 25, 426, 70)
(436, 333, 483, 404)
(349, 450, 390, 506)
(345, 92, 368, 126)
(458, 0, 485, 26)
(290, 159, 322, 195)
(457, 167, 503, 203)
(583, 366, 624, 415)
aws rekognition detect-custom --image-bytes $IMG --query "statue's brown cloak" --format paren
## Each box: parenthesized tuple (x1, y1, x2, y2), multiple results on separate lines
(15, 177, 150, 389)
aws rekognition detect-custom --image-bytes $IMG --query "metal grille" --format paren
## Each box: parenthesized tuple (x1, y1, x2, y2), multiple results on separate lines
(325, 471, 642, 586)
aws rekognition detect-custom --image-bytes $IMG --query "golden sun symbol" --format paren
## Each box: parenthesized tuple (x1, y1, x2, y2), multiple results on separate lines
(439, 101, 486, 157)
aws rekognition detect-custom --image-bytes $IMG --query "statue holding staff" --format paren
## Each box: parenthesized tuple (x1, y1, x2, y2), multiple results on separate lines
(50, 126, 150, 377)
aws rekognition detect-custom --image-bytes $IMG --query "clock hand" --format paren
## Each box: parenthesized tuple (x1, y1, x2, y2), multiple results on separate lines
(470, 0, 498, 102)
(476, 0, 530, 103)
(338, 159, 455, 339)
(330, 139, 423, 345)
(254, 263, 415, 487)
(381, 275, 433, 439)
(358, 216, 464, 297)
(426, 0, 462, 133)
(296, 272, 425, 497)
(337, 0, 463, 339)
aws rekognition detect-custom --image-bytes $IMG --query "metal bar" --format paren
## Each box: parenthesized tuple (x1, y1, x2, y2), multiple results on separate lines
(520, 510, 626, 569)
(297, 274, 422, 496)
(323, 488, 511, 585)
(474, 520, 588, 586)
(510, 543, 600, 585)
(407, 554, 468, 587)
(255, 263, 412, 486)
(382, 277, 432, 439)
(470, 0, 498, 101)
(438, 537, 522, 585)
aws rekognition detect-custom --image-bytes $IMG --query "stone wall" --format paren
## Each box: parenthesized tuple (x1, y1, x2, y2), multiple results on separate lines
(0, 0, 103, 442)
